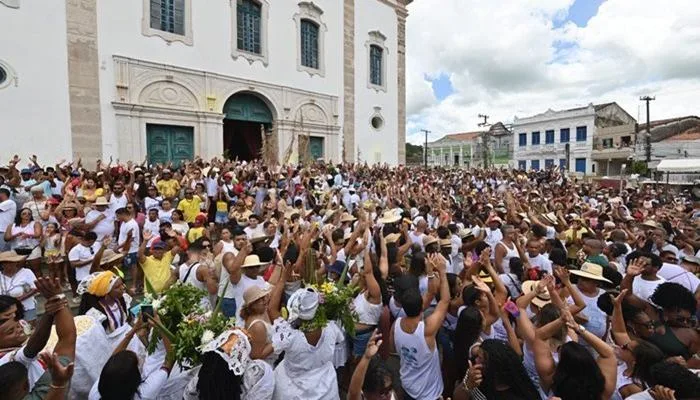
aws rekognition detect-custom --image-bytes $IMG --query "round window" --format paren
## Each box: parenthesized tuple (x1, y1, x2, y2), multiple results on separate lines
(0, 67, 6, 86)
(371, 116, 384, 130)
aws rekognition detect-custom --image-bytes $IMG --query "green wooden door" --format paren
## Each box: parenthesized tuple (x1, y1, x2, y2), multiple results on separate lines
(309, 136, 324, 160)
(223, 93, 273, 123)
(146, 124, 194, 167)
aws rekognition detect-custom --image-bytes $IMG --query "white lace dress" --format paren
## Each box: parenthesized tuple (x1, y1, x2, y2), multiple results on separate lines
(182, 359, 274, 400)
(271, 318, 344, 400)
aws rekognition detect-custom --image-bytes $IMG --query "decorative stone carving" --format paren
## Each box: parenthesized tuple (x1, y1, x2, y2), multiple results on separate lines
(138, 81, 198, 109)
(300, 103, 327, 123)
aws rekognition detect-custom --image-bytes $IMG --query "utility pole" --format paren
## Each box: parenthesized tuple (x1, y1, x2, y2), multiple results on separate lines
(640, 96, 655, 169)
(478, 114, 491, 169)
(421, 129, 431, 168)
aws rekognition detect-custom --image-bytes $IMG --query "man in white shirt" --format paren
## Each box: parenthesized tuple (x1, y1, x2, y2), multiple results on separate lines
(484, 217, 504, 254)
(658, 251, 700, 295)
(84, 197, 115, 242)
(0, 188, 17, 251)
(143, 208, 161, 237)
(525, 238, 553, 274)
(107, 181, 129, 219)
(244, 214, 265, 239)
(116, 207, 141, 288)
(623, 252, 666, 304)
(68, 232, 101, 285)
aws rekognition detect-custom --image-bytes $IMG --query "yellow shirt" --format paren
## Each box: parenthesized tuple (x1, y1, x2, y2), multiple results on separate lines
(157, 179, 180, 199)
(216, 201, 228, 213)
(142, 251, 174, 294)
(177, 197, 201, 223)
(187, 227, 205, 243)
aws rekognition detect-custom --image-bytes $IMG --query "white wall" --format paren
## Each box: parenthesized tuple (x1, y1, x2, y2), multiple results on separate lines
(354, 0, 398, 165)
(95, 0, 344, 158)
(0, 2, 72, 163)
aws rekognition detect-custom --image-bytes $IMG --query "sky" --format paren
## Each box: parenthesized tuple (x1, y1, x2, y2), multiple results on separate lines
(405, 0, 700, 144)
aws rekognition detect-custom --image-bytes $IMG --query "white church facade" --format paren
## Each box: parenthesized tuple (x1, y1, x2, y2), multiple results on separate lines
(0, 0, 410, 165)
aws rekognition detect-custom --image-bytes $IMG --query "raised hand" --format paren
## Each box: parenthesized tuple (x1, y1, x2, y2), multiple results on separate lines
(554, 266, 571, 285)
(39, 352, 74, 386)
(35, 276, 63, 299)
(472, 275, 491, 293)
(626, 258, 644, 277)
(143, 230, 154, 241)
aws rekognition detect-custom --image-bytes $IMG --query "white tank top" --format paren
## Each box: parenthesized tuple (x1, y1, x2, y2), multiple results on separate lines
(353, 291, 383, 325)
(393, 318, 443, 399)
(497, 240, 518, 274)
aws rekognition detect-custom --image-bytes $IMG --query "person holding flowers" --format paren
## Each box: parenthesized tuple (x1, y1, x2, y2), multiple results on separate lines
(268, 260, 347, 400)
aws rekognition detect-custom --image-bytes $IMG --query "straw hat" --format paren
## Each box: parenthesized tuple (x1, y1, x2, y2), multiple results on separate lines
(569, 262, 612, 284)
(340, 213, 356, 223)
(378, 210, 402, 224)
(241, 255, 267, 268)
(100, 250, 125, 266)
(94, 196, 109, 206)
(242, 285, 271, 309)
(439, 239, 452, 248)
(384, 233, 401, 244)
(0, 251, 27, 263)
(521, 280, 552, 308)
(641, 220, 661, 230)
(458, 229, 474, 240)
(423, 235, 438, 247)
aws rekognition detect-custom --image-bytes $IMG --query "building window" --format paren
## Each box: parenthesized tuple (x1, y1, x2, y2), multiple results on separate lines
(518, 160, 526, 170)
(545, 130, 555, 144)
(576, 126, 587, 142)
(531, 131, 540, 145)
(559, 158, 567, 169)
(560, 128, 570, 143)
(294, 2, 326, 77)
(231, 0, 269, 65)
(300, 20, 319, 69)
(531, 160, 540, 170)
(237, 0, 261, 54)
(519, 133, 527, 147)
(545, 159, 554, 168)
(0, 66, 6, 86)
(366, 31, 388, 92)
(150, 0, 184, 35)
(370, 45, 383, 86)
(575, 158, 586, 173)
(142, 0, 192, 45)
(371, 115, 384, 130)
(602, 138, 613, 148)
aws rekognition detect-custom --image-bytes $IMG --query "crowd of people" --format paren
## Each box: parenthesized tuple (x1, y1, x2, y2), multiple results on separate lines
(0, 154, 699, 399)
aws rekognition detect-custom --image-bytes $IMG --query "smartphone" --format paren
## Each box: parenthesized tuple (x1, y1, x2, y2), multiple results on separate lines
(129, 304, 142, 318)
(141, 304, 154, 321)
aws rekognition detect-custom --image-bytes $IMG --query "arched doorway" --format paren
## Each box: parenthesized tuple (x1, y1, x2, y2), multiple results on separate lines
(222, 92, 274, 161)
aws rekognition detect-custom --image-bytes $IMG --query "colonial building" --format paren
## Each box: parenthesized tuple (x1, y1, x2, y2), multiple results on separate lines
(512, 102, 636, 175)
(427, 132, 479, 167)
(0, 0, 410, 165)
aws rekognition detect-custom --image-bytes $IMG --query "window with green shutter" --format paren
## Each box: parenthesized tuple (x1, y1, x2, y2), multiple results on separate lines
(150, 0, 185, 35)
(300, 20, 319, 69)
(237, 0, 262, 54)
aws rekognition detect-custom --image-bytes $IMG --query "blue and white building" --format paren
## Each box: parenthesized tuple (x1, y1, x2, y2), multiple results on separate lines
(512, 103, 636, 175)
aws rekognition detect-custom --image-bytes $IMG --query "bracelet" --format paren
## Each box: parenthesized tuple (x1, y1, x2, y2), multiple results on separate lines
(48, 294, 66, 302)
(50, 383, 68, 389)
(427, 273, 437, 279)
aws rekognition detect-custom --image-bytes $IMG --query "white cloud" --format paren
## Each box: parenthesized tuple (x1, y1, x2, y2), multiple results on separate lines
(406, 0, 700, 144)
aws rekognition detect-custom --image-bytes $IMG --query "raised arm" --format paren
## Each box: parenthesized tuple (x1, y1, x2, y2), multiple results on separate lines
(378, 231, 389, 280)
(348, 330, 383, 400)
(424, 253, 450, 337)
(267, 261, 291, 321)
(554, 266, 585, 315)
(481, 249, 507, 306)
(611, 289, 633, 346)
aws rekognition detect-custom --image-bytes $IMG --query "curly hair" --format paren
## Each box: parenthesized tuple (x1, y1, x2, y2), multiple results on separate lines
(650, 282, 697, 314)
(479, 339, 540, 399)
(650, 360, 700, 397)
(197, 351, 243, 400)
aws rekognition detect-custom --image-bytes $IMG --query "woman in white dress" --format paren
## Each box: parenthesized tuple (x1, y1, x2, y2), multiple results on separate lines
(268, 264, 344, 400)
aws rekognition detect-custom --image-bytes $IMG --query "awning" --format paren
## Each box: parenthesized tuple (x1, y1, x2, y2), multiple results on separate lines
(656, 159, 700, 173)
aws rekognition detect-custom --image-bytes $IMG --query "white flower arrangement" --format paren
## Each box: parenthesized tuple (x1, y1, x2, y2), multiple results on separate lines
(201, 329, 215, 346)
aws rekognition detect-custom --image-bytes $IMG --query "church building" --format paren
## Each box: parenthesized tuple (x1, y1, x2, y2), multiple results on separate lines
(0, 0, 410, 165)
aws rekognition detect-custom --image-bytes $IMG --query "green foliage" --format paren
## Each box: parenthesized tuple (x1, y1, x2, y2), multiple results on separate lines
(406, 142, 425, 164)
(630, 161, 648, 175)
(173, 311, 235, 368)
(145, 283, 208, 354)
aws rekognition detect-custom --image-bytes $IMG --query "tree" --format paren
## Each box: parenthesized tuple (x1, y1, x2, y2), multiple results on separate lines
(405, 143, 424, 165)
